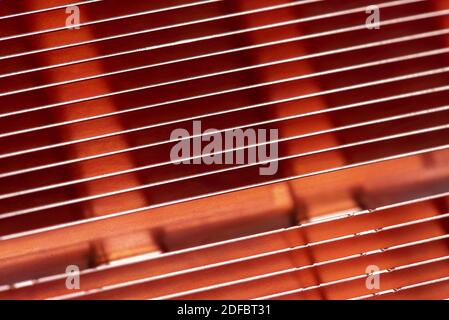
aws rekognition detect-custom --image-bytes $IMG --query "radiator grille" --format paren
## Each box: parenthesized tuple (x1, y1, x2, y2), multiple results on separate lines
(1, 0, 449, 300)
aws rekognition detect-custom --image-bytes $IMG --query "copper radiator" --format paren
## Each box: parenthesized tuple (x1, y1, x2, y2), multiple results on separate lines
(1, 0, 449, 300)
